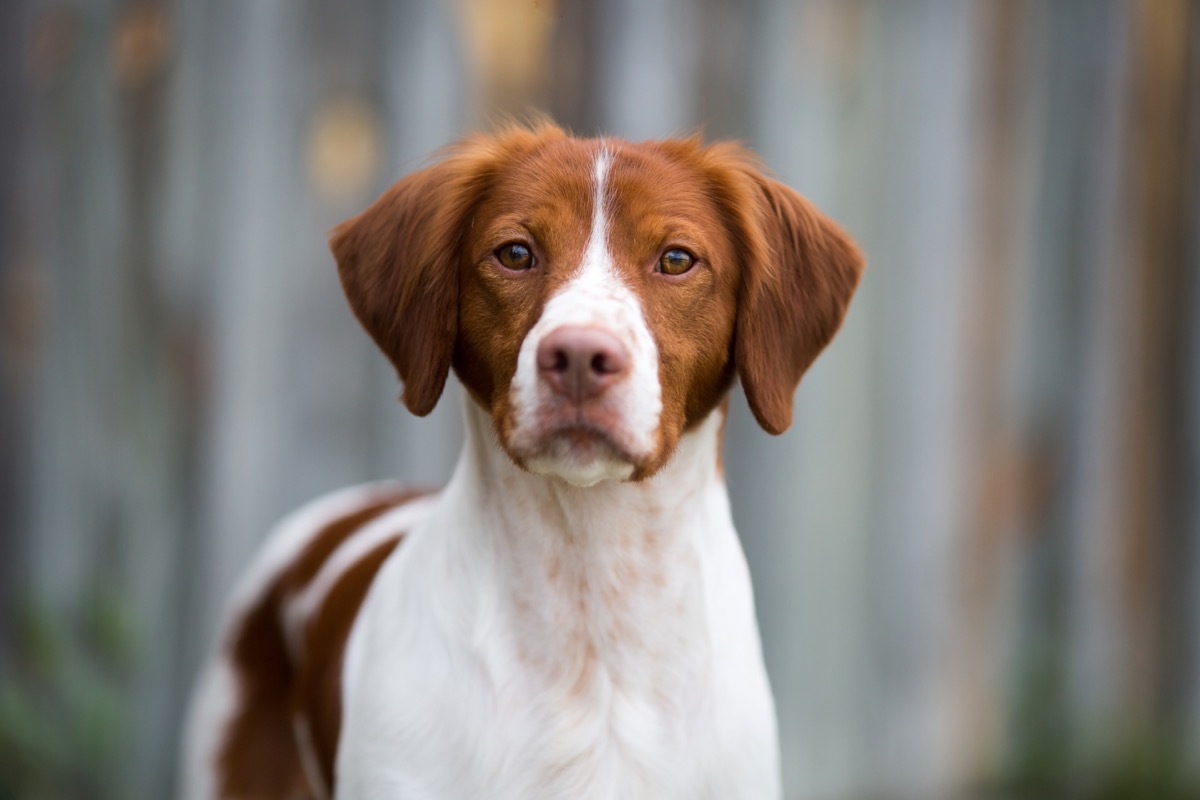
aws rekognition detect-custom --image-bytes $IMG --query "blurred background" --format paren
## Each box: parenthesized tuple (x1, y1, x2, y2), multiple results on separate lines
(1, 0, 1198, 798)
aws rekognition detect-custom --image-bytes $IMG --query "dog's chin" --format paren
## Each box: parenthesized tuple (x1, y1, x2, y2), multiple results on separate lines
(516, 427, 638, 487)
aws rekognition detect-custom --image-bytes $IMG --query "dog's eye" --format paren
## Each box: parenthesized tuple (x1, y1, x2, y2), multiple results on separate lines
(658, 248, 695, 276)
(496, 242, 534, 271)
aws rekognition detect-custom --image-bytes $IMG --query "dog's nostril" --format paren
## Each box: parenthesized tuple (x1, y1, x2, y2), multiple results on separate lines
(552, 350, 569, 373)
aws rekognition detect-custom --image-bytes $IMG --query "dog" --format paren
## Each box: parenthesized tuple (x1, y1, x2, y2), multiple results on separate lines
(181, 121, 864, 799)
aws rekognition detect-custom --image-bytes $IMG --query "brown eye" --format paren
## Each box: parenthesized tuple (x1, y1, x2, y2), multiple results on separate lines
(658, 248, 695, 276)
(496, 242, 534, 271)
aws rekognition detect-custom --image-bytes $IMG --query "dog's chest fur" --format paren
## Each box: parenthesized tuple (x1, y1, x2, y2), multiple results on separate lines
(335, 406, 777, 799)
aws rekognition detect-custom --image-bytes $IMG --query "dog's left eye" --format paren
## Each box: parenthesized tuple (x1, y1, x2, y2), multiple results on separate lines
(658, 248, 696, 276)
(496, 242, 534, 271)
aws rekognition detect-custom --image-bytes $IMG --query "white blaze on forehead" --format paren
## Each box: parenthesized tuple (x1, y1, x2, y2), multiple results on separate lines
(508, 146, 663, 480)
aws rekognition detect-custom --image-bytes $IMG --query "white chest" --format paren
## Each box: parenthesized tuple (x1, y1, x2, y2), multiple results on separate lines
(336, 411, 780, 799)
(339, 541, 777, 798)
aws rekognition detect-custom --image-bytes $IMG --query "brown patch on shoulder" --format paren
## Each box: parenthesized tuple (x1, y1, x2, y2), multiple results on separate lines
(214, 586, 314, 799)
(214, 486, 432, 799)
(291, 536, 402, 791)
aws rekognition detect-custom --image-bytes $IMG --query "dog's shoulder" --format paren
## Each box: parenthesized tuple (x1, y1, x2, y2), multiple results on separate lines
(187, 482, 438, 800)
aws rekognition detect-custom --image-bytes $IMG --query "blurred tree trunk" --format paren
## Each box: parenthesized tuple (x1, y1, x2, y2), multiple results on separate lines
(850, 3, 978, 795)
(956, 0, 1038, 785)
(1004, 0, 1134, 782)
(0, 0, 29, 665)
(1118, 0, 1197, 737)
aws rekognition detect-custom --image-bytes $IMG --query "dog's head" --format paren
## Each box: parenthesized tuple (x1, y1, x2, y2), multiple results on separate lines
(331, 123, 864, 486)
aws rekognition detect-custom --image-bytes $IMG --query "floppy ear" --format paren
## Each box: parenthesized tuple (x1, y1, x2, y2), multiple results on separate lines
(330, 146, 492, 416)
(723, 156, 865, 434)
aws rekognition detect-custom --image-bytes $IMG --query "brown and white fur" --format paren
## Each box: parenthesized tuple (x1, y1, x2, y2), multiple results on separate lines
(181, 122, 864, 799)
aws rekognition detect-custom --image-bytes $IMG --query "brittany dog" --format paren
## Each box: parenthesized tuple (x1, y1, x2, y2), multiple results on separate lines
(181, 121, 864, 799)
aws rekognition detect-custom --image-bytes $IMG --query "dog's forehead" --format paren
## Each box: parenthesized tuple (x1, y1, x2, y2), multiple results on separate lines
(483, 139, 719, 234)
(486, 139, 595, 220)
(604, 148, 730, 265)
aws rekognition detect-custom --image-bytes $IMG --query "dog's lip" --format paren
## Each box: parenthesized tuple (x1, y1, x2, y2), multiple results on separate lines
(512, 412, 638, 465)
(538, 419, 636, 462)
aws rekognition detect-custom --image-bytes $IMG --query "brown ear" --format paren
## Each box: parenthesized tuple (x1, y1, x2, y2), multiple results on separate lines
(330, 144, 494, 416)
(726, 160, 865, 434)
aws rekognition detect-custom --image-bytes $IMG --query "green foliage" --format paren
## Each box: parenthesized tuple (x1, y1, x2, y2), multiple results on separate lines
(0, 583, 138, 800)
(991, 640, 1200, 800)
(1088, 736, 1200, 800)
(1007, 641, 1072, 790)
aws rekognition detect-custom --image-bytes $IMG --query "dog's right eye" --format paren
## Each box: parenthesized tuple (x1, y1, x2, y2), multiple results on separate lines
(496, 242, 534, 271)
(658, 248, 696, 276)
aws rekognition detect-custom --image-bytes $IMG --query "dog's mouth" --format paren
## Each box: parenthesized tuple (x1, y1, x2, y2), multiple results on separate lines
(515, 417, 639, 487)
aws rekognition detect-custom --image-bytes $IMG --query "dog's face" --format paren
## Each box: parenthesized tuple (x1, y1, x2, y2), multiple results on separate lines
(332, 124, 863, 485)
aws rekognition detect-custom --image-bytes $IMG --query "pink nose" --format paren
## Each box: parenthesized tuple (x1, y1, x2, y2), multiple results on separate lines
(537, 326, 630, 403)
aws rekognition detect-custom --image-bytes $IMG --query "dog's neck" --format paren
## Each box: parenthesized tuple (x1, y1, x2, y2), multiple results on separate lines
(460, 397, 726, 535)
(438, 398, 733, 690)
